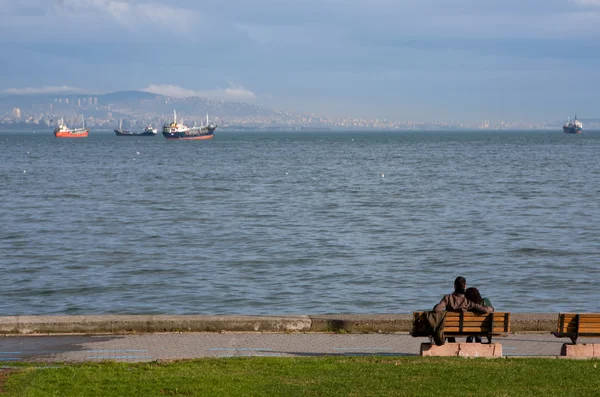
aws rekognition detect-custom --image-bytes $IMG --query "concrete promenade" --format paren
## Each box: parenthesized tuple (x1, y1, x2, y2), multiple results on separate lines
(1, 314, 597, 363)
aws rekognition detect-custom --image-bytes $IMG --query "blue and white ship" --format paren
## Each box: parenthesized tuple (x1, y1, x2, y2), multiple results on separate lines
(563, 115, 583, 134)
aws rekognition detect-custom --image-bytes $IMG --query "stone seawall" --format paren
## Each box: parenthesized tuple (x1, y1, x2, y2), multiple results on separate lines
(0, 313, 557, 335)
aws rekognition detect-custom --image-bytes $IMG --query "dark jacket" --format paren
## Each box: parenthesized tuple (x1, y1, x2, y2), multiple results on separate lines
(425, 311, 447, 346)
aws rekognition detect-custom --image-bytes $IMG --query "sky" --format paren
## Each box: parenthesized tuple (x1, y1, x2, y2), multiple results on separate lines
(1, 0, 600, 123)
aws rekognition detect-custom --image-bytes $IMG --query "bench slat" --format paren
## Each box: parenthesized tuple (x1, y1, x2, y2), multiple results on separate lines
(562, 319, 600, 325)
(556, 324, 600, 333)
(563, 320, 600, 328)
(443, 319, 488, 323)
(562, 313, 600, 317)
(413, 330, 509, 335)
(578, 328, 600, 333)
(560, 314, 600, 321)
(576, 319, 600, 324)
(444, 327, 507, 333)
(443, 312, 510, 316)
(444, 325, 509, 330)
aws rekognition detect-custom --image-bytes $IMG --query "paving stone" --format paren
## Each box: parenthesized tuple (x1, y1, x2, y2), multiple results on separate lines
(2, 333, 600, 363)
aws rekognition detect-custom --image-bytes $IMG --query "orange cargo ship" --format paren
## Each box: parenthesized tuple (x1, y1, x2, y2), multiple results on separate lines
(54, 117, 89, 138)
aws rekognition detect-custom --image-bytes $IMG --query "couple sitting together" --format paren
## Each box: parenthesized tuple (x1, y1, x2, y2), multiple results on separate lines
(432, 276, 493, 343)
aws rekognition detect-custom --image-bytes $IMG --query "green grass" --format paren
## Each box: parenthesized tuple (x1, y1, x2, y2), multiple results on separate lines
(2, 357, 600, 397)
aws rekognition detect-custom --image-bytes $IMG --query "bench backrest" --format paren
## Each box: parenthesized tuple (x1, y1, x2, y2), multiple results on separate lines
(556, 313, 600, 337)
(412, 311, 511, 336)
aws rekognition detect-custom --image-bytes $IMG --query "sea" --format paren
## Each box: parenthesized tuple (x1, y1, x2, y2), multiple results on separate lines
(1, 130, 599, 316)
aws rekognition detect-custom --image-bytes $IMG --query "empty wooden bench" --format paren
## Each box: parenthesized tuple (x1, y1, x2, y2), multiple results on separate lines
(552, 313, 600, 344)
(411, 311, 511, 344)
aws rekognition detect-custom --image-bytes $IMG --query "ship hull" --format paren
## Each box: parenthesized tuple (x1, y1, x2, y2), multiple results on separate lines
(54, 129, 89, 138)
(115, 129, 157, 136)
(162, 128, 215, 140)
(563, 126, 582, 134)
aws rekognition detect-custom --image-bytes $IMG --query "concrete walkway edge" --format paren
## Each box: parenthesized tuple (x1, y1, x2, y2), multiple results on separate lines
(0, 313, 557, 335)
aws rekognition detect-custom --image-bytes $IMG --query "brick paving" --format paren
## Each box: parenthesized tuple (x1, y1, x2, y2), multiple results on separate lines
(2, 332, 599, 363)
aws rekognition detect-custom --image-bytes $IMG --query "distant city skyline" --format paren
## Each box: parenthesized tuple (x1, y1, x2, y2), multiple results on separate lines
(4, 90, 599, 132)
(1, 0, 600, 123)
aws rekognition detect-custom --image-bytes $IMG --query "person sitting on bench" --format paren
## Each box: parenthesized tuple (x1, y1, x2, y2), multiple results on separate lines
(465, 287, 494, 343)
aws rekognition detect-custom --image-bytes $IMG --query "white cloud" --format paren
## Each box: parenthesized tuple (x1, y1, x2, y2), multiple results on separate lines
(1, 85, 85, 94)
(142, 83, 257, 101)
(142, 84, 199, 98)
(220, 83, 257, 101)
(54, 0, 201, 29)
(572, 0, 600, 5)
(0, 0, 47, 16)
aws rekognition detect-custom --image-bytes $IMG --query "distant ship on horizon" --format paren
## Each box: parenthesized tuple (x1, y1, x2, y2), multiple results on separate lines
(563, 115, 583, 134)
(114, 120, 157, 136)
(162, 110, 217, 140)
(54, 116, 89, 138)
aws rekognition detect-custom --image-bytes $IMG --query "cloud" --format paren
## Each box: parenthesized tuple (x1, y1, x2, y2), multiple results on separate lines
(0, 0, 48, 16)
(2, 0, 600, 123)
(142, 83, 257, 101)
(1, 85, 85, 94)
(572, 0, 600, 5)
(220, 83, 257, 101)
(53, 0, 202, 30)
(142, 84, 199, 98)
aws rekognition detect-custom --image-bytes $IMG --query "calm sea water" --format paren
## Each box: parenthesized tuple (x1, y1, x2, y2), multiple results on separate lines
(1, 130, 599, 315)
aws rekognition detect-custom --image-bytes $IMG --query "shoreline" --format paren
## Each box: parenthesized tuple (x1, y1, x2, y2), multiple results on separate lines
(0, 313, 557, 335)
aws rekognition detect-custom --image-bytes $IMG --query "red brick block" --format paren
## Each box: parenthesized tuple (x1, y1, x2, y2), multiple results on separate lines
(420, 343, 503, 357)
(560, 343, 600, 357)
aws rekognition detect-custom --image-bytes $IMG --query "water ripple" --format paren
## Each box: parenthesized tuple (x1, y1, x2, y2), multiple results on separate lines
(1, 130, 600, 315)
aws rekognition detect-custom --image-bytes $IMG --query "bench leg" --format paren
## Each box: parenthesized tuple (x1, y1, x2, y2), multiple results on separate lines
(467, 336, 483, 343)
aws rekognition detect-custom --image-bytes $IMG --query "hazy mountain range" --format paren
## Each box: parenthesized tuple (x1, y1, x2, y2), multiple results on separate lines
(0, 90, 596, 131)
(0, 90, 323, 130)
(0, 90, 291, 119)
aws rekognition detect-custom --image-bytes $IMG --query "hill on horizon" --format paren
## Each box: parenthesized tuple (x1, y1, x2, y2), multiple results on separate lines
(0, 90, 287, 119)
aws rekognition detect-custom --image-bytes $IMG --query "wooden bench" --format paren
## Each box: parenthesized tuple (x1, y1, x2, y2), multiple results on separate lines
(552, 313, 600, 344)
(411, 311, 511, 344)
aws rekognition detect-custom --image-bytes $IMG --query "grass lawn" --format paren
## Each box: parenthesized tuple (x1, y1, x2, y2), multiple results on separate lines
(2, 357, 599, 396)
